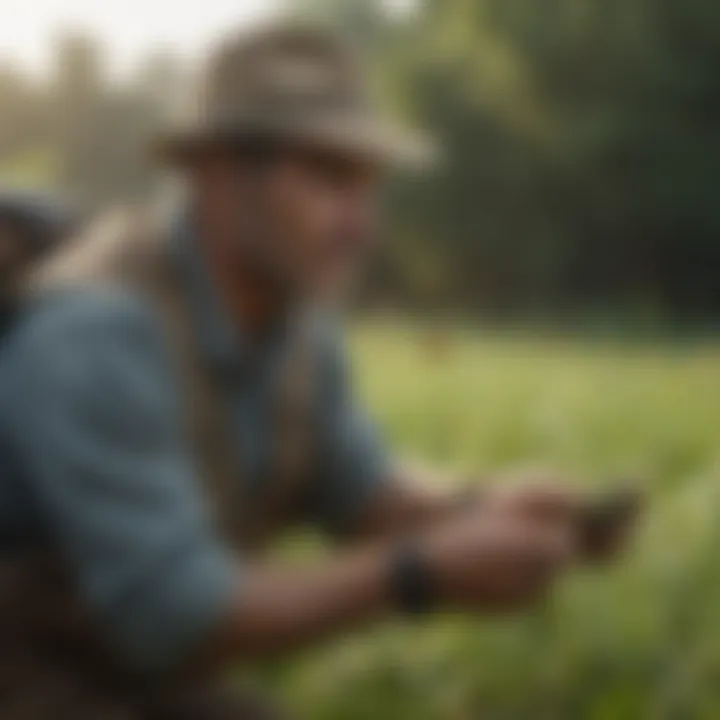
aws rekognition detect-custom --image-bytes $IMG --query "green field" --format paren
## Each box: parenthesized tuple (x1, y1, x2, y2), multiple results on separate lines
(271, 324, 720, 719)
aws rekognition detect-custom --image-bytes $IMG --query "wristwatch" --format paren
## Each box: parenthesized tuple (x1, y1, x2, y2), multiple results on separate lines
(390, 540, 437, 615)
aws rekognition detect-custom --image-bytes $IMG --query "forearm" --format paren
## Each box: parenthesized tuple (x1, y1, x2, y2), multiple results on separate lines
(200, 544, 393, 667)
(354, 466, 479, 541)
(194, 470, 468, 670)
(195, 491, 575, 671)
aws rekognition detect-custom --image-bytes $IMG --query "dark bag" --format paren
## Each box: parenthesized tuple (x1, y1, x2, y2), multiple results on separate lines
(0, 190, 77, 339)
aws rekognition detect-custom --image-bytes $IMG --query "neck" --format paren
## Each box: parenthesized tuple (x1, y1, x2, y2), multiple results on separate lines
(197, 218, 284, 339)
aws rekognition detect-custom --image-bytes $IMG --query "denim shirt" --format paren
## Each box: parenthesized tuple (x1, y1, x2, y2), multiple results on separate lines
(0, 219, 389, 672)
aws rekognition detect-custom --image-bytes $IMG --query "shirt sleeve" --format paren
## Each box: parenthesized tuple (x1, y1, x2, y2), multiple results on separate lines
(0, 288, 237, 672)
(306, 328, 392, 537)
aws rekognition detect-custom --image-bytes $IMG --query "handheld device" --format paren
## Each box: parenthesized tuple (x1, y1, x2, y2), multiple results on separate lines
(580, 485, 642, 552)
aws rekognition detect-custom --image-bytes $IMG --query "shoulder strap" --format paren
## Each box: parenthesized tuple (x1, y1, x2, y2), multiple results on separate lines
(30, 208, 247, 547)
(244, 313, 319, 546)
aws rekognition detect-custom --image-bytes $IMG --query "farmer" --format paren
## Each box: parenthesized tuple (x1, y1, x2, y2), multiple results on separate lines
(0, 22, 633, 718)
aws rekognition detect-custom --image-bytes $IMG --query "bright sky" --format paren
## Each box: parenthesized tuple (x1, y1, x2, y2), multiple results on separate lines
(0, 0, 415, 78)
(0, 0, 284, 76)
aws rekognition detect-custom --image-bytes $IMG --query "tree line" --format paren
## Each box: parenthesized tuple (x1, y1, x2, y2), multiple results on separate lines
(1, 0, 719, 328)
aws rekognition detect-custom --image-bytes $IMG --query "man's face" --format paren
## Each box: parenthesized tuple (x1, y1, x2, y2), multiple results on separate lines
(195, 146, 383, 303)
(262, 149, 382, 301)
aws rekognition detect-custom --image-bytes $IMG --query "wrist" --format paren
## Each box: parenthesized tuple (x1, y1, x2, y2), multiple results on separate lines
(389, 539, 438, 616)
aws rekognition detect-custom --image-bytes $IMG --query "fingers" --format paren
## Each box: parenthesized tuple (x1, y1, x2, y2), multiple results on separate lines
(480, 476, 644, 565)
(428, 483, 639, 615)
(482, 473, 585, 524)
(455, 516, 576, 611)
(521, 521, 576, 588)
(470, 522, 573, 611)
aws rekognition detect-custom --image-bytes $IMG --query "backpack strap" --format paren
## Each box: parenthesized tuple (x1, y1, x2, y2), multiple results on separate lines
(242, 312, 319, 547)
(29, 208, 247, 547)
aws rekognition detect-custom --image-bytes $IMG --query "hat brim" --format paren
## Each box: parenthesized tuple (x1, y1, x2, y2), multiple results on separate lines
(154, 113, 436, 170)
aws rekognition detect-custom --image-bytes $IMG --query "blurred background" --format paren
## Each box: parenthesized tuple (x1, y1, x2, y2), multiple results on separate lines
(2, 0, 720, 717)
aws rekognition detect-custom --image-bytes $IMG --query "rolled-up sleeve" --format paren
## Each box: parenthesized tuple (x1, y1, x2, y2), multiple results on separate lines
(307, 331, 391, 536)
(0, 289, 237, 672)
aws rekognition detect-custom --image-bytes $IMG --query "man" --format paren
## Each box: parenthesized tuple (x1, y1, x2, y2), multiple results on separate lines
(0, 24, 633, 719)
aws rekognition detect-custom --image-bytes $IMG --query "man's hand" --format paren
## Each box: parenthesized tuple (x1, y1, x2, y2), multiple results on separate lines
(198, 480, 642, 667)
(479, 474, 642, 564)
(423, 512, 575, 611)
(480, 477, 583, 524)
(202, 510, 576, 667)
(354, 467, 641, 568)
(202, 473, 641, 667)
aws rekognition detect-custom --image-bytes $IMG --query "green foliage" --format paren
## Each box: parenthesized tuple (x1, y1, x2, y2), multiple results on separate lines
(269, 324, 720, 718)
(1, 0, 719, 324)
(375, 0, 720, 324)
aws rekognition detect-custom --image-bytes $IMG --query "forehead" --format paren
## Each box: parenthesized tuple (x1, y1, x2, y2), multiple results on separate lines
(280, 146, 383, 186)
(195, 143, 383, 188)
